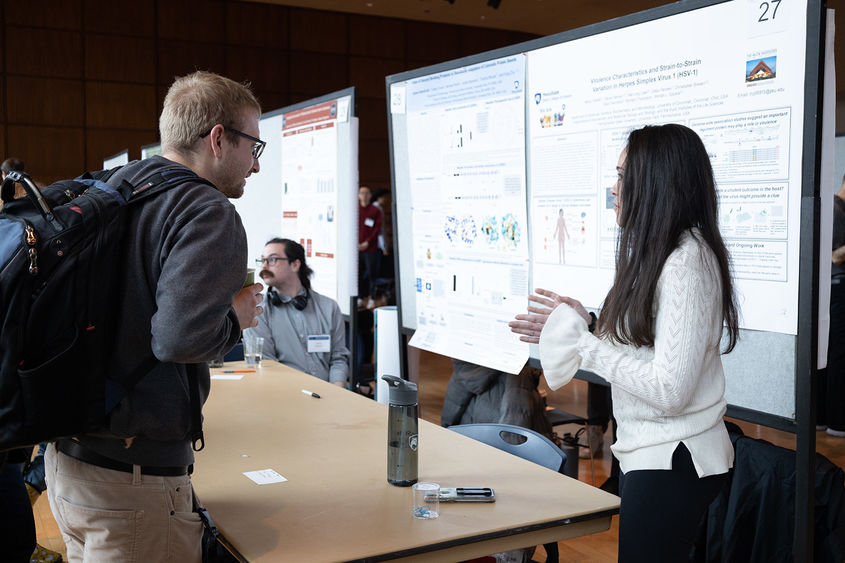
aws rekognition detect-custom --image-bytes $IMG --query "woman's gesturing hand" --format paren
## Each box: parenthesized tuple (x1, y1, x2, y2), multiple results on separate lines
(509, 288, 590, 344)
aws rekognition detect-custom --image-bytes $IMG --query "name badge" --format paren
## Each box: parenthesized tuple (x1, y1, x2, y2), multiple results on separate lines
(308, 334, 331, 353)
(364, 217, 375, 227)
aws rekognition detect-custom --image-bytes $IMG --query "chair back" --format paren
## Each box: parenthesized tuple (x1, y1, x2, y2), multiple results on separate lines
(223, 341, 244, 362)
(449, 423, 566, 474)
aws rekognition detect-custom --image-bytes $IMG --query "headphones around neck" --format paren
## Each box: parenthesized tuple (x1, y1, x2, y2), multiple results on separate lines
(268, 287, 309, 311)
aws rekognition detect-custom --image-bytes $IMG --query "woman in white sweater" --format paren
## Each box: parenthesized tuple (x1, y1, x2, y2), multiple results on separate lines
(510, 124, 740, 562)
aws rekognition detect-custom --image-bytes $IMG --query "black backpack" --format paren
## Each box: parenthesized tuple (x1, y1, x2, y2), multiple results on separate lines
(0, 166, 211, 452)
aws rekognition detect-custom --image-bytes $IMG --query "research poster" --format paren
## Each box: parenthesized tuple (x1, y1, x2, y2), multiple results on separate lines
(103, 149, 128, 169)
(280, 96, 350, 301)
(403, 55, 531, 373)
(527, 0, 806, 334)
(140, 143, 161, 160)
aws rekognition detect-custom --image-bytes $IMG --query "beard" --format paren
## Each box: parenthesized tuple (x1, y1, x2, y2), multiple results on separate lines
(217, 177, 245, 199)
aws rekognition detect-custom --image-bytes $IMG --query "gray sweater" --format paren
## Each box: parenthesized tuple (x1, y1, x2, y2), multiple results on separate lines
(246, 289, 350, 384)
(78, 156, 247, 466)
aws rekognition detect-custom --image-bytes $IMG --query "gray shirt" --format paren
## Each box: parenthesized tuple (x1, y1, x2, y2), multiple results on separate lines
(247, 289, 350, 384)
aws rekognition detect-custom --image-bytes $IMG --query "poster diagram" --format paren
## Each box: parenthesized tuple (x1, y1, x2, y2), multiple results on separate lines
(405, 55, 530, 373)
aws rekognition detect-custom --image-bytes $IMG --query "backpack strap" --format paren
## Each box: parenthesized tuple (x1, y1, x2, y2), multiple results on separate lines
(116, 168, 216, 204)
(187, 364, 205, 452)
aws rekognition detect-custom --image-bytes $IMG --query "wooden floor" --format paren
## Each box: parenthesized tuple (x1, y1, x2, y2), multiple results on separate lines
(32, 349, 845, 561)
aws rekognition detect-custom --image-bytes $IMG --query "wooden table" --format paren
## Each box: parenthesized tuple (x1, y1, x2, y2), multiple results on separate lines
(193, 361, 619, 562)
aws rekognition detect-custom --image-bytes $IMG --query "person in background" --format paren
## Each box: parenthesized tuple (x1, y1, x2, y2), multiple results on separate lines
(358, 185, 382, 309)
(1, 156, 25, 179)
(582, 383, 608, 459)
(248, 238, 350, 387)
(818, 174, 845, 437)
(511, 124, 739, 561)
(44, 71, 265, 562)
(441, 360, 551, 435)
(374, 189, 396, 287)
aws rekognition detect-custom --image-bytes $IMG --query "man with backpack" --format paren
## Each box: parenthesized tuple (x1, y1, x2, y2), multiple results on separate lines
(41, 71, 265, 562)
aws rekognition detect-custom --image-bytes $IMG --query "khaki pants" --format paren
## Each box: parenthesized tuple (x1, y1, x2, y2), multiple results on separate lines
(44, 443, 202, 563)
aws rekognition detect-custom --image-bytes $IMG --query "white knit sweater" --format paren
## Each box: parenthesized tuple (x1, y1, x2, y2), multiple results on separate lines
(540, 230, 734, 477)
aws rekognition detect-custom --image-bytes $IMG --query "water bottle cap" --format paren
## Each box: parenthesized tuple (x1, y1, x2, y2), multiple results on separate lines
(382, 375, 418, 406)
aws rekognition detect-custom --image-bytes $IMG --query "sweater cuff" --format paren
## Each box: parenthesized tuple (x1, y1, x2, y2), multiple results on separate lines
(539, 304, 587, 390)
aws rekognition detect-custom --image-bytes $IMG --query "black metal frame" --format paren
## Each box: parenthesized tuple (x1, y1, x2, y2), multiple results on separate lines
(795, 1, 827, 559)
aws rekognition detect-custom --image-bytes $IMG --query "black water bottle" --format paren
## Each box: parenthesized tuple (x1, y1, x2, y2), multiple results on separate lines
(383, 375, 418, 486)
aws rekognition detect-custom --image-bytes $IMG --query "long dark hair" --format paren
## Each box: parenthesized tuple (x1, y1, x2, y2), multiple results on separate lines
(266, 237, 313, 290)
(598, 124, 739, 352)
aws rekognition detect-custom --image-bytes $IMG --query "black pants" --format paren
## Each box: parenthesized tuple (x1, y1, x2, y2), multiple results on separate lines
(818, 280, 845, 431)
(359, 251, 381, 298)
(0, 453, 36, 563)
(618, 443, 727, 562)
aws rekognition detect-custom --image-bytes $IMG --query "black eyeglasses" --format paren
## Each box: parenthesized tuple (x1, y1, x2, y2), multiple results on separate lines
(200, 126, 266, 159)
(256, 257, 289, 266)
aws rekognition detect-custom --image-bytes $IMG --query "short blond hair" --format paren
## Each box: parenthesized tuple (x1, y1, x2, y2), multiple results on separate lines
(159, 71, 261, 154)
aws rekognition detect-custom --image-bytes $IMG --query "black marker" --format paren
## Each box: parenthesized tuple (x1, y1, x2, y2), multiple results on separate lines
(301, 389, 321, 399)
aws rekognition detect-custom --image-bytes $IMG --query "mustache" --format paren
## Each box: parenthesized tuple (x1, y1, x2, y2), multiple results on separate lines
(259, 270, 273, 278)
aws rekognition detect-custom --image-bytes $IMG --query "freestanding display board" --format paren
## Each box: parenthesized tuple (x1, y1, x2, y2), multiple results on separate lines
(140, 143, 161, 160)
(388, 1, 829, 558)
(387, 0, 829, 427)
(103, 149, 129, 169)
(232, 88, 359, 316)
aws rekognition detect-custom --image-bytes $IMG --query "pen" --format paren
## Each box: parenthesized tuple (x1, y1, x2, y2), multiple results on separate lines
(221, 370, 256, 373)
(301, 389, 321, 399)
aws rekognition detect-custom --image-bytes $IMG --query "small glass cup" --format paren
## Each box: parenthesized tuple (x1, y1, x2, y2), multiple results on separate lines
(208, 355, 224, 368)
(243, 268, 255, 287)
(243, 334, 264, 367)
(412, 482, 439, 520)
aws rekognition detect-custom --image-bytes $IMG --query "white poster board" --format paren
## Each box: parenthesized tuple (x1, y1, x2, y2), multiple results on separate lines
(233, 89, 359, 316)
(140, 143, 161, 160)
(401, 55, 531, 374)
(103, 149, 129, 169)
(388, 0, 828, 421)
(527, 0, 807, 335)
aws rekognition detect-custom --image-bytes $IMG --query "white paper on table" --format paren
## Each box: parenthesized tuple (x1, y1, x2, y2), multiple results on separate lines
(243, 469, 288, 485)
(211, 375, 244, 381)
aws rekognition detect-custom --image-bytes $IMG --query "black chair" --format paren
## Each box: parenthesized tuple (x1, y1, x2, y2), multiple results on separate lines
(449, 423, 568, 563)
(545, 406, 603, 485)
(223, 341, 244, 362)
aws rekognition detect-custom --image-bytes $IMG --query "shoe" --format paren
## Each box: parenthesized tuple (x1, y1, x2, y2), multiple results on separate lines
(25, 482, 40, 505)
(367, 298, 376, 309)
(356, 298, 364, 308)
(826, 427, 845, 437)
(579, 425, 604, 459)
(817, 425, 828, 431)
(30, 544, 62, 563)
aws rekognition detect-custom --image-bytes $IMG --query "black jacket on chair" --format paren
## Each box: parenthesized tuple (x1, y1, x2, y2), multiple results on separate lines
(694, 431, 845, 562)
